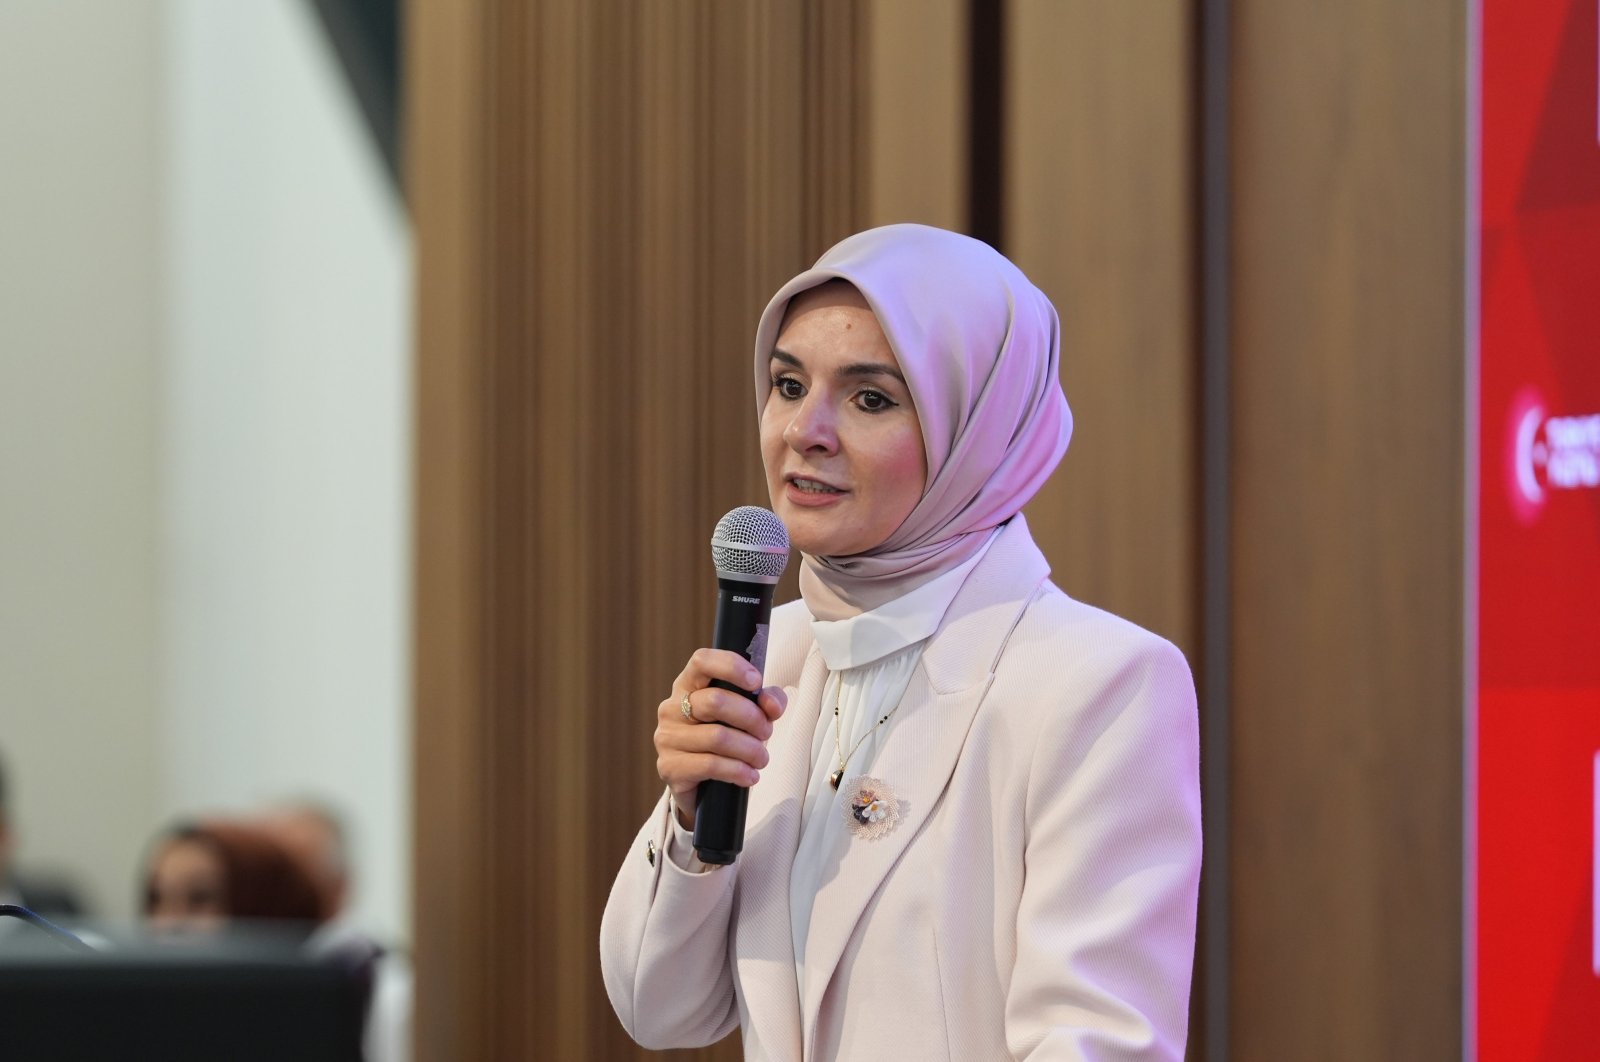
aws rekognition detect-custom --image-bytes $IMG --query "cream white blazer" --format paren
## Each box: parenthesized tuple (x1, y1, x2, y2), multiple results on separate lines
(600, 516, 1201, 1060)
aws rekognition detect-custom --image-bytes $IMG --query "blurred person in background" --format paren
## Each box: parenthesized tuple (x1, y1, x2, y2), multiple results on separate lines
(142, 815, 408, 1060)
(259, 798, 352, 920)
(141, 819, 329, 936)
(259, 798, 412, 1062)
(0, 747, 87, 929)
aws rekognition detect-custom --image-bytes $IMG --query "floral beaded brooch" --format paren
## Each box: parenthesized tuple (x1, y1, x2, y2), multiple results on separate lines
(841, 776, 900, 840)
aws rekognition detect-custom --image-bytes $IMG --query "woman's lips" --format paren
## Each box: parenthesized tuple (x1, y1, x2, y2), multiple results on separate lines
(784, 477, 847, 507)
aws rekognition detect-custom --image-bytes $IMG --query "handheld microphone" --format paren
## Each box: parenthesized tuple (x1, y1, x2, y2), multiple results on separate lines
(693, 506, 790, 865)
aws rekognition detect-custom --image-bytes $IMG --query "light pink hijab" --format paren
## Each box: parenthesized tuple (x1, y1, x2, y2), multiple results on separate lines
(752, 224, 1072, 620)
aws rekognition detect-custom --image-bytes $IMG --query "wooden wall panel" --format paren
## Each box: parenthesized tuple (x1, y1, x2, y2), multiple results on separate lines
(862, 0, 968, 231)
(409, 0, 486, 1056)
(1228, 1, 1465, 1057)
(407, 0, 1477, 1056)
(411, 3, 964, 1058)
(1004, 1, 1200, 659)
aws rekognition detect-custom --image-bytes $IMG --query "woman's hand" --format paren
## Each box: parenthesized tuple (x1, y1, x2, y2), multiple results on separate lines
(655, 649, 787, 829)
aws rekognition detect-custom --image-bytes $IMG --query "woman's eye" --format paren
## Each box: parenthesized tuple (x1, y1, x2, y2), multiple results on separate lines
(855, 389, 895, 412)
(775, 376, 804, 400)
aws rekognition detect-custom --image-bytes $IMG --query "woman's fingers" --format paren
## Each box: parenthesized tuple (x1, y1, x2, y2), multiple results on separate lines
(672, 716, 771, 768)
(659, 752, 760, 790)
(654, 699, 772, 774)
(656, 723, 768, 786)
(655, 649, 790, 803)
(666, 684, 776, 740)
(757, 685, 787, 721)
(674, 648, 763, 698)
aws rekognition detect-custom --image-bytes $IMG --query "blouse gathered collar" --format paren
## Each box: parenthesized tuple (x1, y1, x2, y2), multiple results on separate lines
(807, 525, 1001, 673)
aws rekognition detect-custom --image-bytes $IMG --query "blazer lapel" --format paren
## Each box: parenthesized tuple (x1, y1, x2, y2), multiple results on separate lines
(797, 516, 1051, 1055)
(733, 642, 828, 1060)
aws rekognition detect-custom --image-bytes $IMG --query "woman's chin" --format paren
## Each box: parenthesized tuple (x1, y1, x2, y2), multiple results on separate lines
(781, 519, 868, 559)
(771, 492, 885, 557)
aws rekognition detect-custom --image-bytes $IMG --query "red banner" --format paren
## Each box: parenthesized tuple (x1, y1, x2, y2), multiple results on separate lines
(1474, 0, 1600, 1056)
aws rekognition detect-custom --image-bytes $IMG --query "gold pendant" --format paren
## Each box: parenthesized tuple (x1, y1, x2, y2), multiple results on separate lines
(829, 768, 844, 790)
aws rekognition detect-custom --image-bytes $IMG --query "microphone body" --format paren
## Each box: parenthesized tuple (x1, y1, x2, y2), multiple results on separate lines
(691, 578, 777, 864)
(693, 506, 790, 865)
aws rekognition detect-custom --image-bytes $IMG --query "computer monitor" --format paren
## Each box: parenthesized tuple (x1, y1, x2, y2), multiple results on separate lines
(0, 927, 366, 1062)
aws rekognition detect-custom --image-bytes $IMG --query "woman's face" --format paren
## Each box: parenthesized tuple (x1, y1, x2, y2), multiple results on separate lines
(145, 837, 228, 933)
(761, 283, 926, 557)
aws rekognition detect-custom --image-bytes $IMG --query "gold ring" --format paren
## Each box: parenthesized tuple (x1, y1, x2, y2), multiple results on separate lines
(680, 691, 695, 723)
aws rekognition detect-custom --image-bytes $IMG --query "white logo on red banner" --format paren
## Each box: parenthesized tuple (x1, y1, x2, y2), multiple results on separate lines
(1509, 389, 1600, 522)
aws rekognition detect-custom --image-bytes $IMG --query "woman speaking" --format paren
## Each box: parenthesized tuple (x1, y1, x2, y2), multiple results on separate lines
(601, 224, 1201, 1060)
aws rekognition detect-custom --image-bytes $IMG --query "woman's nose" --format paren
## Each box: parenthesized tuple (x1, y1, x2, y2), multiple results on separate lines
(784, 396, 837, 453)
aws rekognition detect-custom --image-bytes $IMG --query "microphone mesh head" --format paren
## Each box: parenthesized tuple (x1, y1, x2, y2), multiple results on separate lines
(711, 506, 790, 584)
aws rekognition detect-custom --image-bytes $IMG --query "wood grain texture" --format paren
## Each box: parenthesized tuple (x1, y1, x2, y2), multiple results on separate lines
(409, 0, 487, 1056)
(1228, 0, 1465, 1057)
(863, 0, 968, 231)
(411, 1, 1474, 1056)
(411, 2, 887, 1058)
(1003, 0, 1200, 660)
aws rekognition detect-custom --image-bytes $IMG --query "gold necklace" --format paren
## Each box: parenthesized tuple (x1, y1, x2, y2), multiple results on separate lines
(829, 696, 902, 790)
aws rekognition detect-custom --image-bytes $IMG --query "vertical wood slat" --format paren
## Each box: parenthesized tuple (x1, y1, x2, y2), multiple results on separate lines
(409, 0, 487, 1057)
(1227, 1, 1465, 1058)
(410, 3, 1479, 1058)
(1004, 2, 1200, 660)
(862, 0, 968, 231)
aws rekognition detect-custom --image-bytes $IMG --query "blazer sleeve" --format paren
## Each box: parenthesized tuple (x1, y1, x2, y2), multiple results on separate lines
(598, 788, 742, 1050)
(1007, 633, 1202, 1061)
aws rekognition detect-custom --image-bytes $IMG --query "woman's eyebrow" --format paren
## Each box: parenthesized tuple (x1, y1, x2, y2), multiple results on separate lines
(839, 361, 907, 386)
(770, 348, 906, 386)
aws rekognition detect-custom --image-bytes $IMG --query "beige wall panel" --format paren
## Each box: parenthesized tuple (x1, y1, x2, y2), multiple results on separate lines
(1229, 1, 1465, 1057)
(864, 0, 967, 230)
(410, 0, 487, 1055)
(1005, 1, 1198, 657)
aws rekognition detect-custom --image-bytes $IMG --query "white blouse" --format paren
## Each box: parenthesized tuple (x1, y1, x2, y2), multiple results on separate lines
(788, 530, 996, 1016)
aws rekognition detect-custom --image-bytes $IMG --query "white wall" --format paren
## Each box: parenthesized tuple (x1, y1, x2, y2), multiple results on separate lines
(0, 0, 166, 922)
(0, 0, 412, 940)
(160, 0, 412, 942)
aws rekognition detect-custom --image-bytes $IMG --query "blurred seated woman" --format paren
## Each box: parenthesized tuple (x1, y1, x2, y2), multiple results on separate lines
(142, 820, 329, 936)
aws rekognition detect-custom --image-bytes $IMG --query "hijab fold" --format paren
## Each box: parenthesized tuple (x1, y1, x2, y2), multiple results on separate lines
(752, 225, 1072, 621)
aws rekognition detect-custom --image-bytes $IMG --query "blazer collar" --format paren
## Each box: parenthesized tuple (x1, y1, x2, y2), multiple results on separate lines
(917, 513, 1051, 694)
(797, 514, 1050, 1055)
